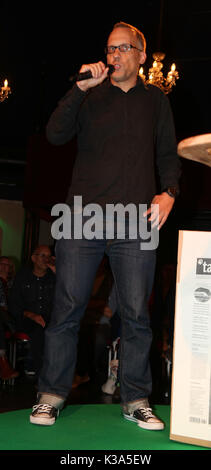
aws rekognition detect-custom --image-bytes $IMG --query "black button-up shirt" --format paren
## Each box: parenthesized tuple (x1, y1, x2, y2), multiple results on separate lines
(46, 78, 181, 208)
(8, 267, 55, 327)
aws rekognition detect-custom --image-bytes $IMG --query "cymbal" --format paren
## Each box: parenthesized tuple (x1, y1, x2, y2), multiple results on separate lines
(177, 133, 211, 167)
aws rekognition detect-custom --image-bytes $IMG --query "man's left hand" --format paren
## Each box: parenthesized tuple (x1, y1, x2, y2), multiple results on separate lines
(143, 192, 175, 230)
(47, 256, 56, 273)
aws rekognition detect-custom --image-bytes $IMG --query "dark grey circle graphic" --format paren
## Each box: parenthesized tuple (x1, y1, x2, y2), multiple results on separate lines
(194, 287, 211, 302)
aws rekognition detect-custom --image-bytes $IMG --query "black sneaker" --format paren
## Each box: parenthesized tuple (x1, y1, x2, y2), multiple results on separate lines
(30, 403, 59, 426)
(123, 407, 164, 430)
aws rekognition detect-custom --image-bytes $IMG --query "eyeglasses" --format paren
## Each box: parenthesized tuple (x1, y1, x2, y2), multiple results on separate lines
(105, 43, 143, 54)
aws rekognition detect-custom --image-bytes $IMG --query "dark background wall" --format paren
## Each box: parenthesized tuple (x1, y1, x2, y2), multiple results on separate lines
(0, 1, 211, 260)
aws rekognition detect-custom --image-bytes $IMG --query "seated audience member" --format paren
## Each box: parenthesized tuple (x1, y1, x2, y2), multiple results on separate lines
(101, 285, 121, 395)
(0, 256, 19, 380)
(9, 245, 55, 378)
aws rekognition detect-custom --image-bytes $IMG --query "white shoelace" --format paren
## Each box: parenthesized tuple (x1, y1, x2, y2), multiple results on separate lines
(139, 407, 155, 419)
(32, 404, 54, 414)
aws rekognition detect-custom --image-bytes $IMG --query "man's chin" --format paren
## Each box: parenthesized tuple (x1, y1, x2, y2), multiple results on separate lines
(111, 73, 126, 84)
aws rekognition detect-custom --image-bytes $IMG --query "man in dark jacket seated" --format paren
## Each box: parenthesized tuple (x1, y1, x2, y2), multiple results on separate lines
(9, 245, 55, 378)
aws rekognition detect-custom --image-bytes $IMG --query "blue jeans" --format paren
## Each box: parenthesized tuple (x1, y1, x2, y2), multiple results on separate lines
(38, 220, 156, 404)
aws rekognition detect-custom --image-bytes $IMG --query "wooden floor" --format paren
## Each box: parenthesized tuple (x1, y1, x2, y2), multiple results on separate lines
(0, 366, 171, 414)
(0, 331, 171, 414)
(0, 373, 121, 414)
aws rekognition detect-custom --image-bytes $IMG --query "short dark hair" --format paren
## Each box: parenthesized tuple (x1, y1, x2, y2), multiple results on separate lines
(112, 22, 146, 53)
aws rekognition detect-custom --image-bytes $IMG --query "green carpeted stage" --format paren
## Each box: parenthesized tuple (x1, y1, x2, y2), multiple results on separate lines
(0, 404, 210, 451)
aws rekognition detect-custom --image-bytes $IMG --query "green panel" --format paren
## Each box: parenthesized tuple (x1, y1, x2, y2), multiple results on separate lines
(0, 405, 210, 450)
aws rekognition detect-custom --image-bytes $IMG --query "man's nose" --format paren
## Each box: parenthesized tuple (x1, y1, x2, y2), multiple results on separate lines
(113, 48, 121, 59)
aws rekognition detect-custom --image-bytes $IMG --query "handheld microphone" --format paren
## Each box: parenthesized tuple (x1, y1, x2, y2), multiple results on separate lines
(69, 64, 115, 82)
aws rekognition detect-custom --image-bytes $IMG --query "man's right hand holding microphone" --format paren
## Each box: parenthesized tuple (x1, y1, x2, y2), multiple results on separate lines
(76, 61, 111, 92)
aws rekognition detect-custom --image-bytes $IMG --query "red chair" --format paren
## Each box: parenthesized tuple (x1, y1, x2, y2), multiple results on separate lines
(1, 331, 20, 386)
(5, 332, 30, 386)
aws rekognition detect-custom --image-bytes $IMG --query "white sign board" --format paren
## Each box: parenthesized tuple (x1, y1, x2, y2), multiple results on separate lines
(170, 230, 211, 448)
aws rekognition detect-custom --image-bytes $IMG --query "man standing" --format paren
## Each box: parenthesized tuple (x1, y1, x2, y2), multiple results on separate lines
(30, 22, 180, 429)
(9, 245, 55, 378)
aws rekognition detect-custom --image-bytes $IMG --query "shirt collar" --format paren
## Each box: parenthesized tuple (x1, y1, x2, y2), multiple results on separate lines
(106, 75, 148, 93)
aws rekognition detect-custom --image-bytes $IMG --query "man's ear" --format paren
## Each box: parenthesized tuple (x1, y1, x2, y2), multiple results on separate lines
(31, 254, 36, 264)
(140, 51, 147, 65)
